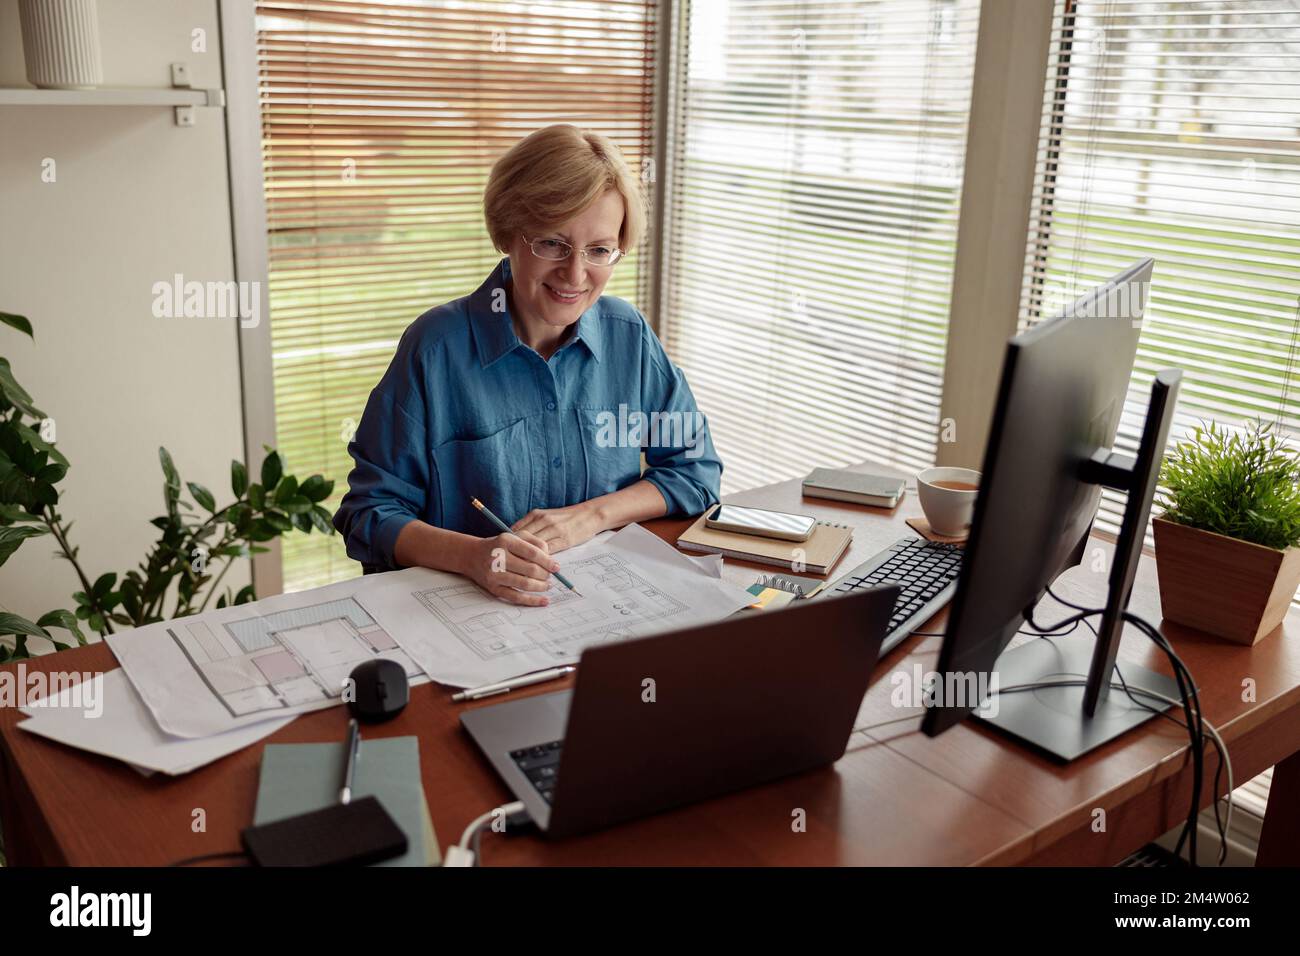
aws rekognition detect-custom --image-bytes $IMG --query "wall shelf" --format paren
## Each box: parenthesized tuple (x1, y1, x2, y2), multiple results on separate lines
(0, 87, 224, 107)
(0, 86, 225, 125)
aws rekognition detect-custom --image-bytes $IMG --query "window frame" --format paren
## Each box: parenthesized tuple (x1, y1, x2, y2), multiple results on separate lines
(230, 0, 1291, 590)
(220, 0, 282, 596)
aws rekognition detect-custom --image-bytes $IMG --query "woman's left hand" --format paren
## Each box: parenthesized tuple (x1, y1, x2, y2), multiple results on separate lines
(512, 502, 604, 553)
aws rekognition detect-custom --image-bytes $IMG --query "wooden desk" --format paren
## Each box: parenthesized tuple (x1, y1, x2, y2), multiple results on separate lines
(3, 466, 1299, 866)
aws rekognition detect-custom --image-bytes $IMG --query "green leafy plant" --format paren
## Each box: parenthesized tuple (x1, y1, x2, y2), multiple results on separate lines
(0, 310, 335, 661)
(1158, 417, 1300, 551)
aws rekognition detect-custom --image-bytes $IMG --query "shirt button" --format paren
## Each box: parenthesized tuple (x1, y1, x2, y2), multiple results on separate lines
(552, 456, 562, 468)
(546, 401, 556, 411)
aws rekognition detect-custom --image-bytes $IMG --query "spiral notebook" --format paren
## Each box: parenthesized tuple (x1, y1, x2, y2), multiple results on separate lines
(676, 514, 853, 575)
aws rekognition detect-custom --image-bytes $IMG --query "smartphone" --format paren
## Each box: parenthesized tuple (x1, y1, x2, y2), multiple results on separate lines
(705, 504, 817, 542)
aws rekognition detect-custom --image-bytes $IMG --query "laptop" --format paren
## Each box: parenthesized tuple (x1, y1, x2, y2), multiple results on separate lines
(460, 585, 899, 838)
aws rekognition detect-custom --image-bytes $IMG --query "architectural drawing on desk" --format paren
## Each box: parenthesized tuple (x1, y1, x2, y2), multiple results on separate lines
(414, 551, 687, 662)
(167, 597, 419, 718)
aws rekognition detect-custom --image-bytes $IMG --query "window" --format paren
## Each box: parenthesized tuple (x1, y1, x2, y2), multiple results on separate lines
(1020, 0, 1300, 539)
(660, 0, 982, 494)
(256, 0, 659, 590)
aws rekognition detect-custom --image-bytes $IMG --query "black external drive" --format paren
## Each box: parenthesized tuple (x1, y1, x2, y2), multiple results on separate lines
(241, 795, 409, 866)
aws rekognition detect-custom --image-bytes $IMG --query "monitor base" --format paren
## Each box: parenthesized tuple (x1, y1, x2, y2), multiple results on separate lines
(973, 636, 1184, 762)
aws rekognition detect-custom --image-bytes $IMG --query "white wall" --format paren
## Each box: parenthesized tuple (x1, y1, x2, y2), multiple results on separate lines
(0, 0, 249, 650)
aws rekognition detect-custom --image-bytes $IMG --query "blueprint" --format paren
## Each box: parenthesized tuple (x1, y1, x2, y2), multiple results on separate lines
(373, 524, 756, 687)
(169, 596, 421, 719)
(414, 550, 687, 663)
(107, 569, 437, 738)
(107, 524, 753, 736)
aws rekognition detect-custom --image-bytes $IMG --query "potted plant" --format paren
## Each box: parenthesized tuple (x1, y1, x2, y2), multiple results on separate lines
(1, 310, 336, 661)
(1152, 418, 1300, 645)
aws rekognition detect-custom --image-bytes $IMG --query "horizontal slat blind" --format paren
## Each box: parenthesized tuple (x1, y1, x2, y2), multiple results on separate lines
(256, 0, 658, 591)
(1020, 0, 1300, 544)
(661, 0, 982, 494)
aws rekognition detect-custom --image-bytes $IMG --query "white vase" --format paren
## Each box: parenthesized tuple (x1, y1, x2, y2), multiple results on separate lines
(18, 0, 104, 90)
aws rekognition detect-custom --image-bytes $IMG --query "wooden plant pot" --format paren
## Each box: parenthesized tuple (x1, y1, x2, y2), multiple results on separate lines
(1152, 516, 1300, 646)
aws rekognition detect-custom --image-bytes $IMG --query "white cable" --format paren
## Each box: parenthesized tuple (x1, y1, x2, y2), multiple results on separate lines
(449, 800, 527, 867)
(457, 809, 497, 851)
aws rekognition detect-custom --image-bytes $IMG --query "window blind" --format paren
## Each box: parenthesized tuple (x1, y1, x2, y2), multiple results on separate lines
(256, 0, 659, 591)
(660, 0, 982, 494)
(1020, 0, 1300, 542)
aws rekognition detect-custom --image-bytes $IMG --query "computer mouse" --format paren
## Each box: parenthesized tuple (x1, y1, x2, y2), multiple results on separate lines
(347, 658, 409, 722)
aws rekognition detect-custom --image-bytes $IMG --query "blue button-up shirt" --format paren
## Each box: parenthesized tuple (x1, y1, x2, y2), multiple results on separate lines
(334, 257, 723, 571)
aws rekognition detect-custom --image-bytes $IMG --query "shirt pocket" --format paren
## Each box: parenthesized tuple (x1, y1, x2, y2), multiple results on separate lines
(579, 409, 645, 501)
(431, 418, 533, 534)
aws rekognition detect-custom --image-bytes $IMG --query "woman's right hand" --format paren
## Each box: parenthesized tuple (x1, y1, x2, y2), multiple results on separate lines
(459, 531, 558, 607)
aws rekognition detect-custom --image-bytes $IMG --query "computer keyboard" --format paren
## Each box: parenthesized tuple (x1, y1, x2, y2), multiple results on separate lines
(510, 740, 563, 803)
(829, 536, 964, 656)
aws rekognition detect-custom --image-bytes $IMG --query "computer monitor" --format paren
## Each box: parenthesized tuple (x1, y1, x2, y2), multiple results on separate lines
(920, 258, 1184, 761)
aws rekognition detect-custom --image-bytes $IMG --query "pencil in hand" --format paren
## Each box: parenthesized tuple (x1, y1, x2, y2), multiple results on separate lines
(471, 497, 582, 596)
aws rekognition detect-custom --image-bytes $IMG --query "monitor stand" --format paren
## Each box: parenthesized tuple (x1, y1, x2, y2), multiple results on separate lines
(975, 636, 1182, 761)
(975, 369, 1186, 762)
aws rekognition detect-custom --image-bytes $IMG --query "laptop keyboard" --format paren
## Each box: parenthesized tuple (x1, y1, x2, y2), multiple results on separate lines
(510, 740, 563, 803)
(830, 536, 964, 656)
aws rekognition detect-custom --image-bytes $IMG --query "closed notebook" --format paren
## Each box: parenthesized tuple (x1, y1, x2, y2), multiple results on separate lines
(802, 467, 906, 508)
(253, 736, 439, 867)
(676, 513, 853, 575)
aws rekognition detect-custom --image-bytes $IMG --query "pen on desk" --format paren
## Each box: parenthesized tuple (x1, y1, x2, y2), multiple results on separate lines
(452, 666, 576, 702)
(339, 718, 360, 805)
(470, 497, 581, 595)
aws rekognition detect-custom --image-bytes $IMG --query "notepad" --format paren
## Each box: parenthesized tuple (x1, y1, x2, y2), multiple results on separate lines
(252, 736, 439, 867)
(745, 582, 798, 610)
(676, 513, 853, 575)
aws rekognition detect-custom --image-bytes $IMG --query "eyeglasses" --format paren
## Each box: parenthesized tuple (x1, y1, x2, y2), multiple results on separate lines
(524, 236, 624, 267)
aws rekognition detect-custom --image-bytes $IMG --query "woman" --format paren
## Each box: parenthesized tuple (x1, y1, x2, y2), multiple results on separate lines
(334, 125, 722, 606)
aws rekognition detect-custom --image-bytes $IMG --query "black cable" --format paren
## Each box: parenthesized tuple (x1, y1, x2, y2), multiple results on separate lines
(927, 587, 1225, 865)
(1044, 584, 1091, 613)
(1112, 654, 1228, 864)
(1044, 588, 1213, 863)
(990, 673, 1229, 864)
(1037, 587, 1209, 866)
(1071, 611, 1223, 857)
(1123, 610, 1207, 864)
(169, 849, 252, 867)
(1123, 677, 1229, 865)
(1113, 609, 1204, 860)
(1021, 616, 1081, 639)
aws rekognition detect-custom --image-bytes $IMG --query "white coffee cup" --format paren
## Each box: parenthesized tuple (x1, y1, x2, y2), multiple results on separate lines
(916, 467, 981, 538)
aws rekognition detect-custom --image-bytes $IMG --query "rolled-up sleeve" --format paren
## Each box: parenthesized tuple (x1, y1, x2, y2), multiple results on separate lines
(638, 322, 723, 516)
(332, 329, 431, 572)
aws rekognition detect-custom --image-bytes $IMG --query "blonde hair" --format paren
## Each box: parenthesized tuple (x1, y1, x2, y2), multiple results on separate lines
(483, 125, 647, 255)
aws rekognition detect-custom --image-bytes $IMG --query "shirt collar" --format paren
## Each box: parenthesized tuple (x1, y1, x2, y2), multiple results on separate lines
(468, 257, 603, 367)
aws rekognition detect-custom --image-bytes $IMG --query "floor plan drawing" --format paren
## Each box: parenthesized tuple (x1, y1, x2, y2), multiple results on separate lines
(108, 527, 754, 736)
(413, 551, 687, 662)
(168, 596, 421, 718)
